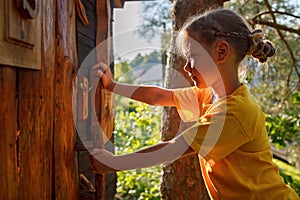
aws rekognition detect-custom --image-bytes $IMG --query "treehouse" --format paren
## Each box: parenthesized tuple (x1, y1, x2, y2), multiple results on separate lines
(0, 0, 138, 199)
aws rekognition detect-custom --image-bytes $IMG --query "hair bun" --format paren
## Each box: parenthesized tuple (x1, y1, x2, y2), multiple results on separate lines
(247, 29, 275, 63)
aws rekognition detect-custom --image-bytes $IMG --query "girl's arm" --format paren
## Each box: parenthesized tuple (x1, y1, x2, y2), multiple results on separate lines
(94, 62, 175, 106)
(89, 134, 196, 174)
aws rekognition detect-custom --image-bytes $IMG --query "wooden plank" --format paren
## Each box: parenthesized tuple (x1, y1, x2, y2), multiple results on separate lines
(75, 1, 97, 199)
(0, 66, 18, 200)
(16, 0, 55, 199)
(39, 0, 55, 198)
(95, 1, 115, 199)
(114, 0, 125, 8)
(76, 0, 97, 40)
(18, 68, 43, 200)
(94, 1, 109, 199)
(53, 0, 79, 199)
(75, 1, 96, 199)
(77, 24, 96, 41)
(76, 0, 116, 198)
(0, 0, 41, 69)
(1, 0, 55, 199)
(77, 32, 95, 66)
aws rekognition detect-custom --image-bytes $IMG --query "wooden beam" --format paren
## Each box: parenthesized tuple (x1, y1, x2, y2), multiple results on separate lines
(53, 0, 78, 199)
(114, 0, 157, 8)
(114, 0, 125, 8)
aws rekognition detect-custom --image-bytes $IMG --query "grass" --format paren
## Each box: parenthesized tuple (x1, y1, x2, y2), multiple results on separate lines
(273, 158, 300, 195)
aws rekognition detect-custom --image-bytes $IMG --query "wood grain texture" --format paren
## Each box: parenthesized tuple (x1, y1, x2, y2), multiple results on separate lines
(39, 0, 56, 198)
(76, 0, 116, 199)
(0, 0, 56, 199)
(13, 1, 55, 199)
(0, 0, 41, 69)
(53, 0, 78, 199)
(76, 1, 96, 199)
(0, 0, 115, 199)
(16, 1, 56, 198)
(0, 66, 18, 200)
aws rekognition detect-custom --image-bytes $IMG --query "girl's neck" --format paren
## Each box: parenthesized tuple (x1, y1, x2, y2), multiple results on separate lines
(212, 60, 242, 98)
(211, 76, 241, 98)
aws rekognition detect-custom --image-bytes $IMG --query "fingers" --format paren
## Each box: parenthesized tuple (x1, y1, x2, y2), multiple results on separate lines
(95, 69, 103, 77)
(92, 62, 108, 72)
(92, 62, 111, 78)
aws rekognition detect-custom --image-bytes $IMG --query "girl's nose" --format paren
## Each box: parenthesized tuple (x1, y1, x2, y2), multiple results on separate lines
(184, 61, 192, 73)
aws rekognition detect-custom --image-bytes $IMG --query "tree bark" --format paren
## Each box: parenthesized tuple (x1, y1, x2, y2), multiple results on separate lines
(161, 0, 226, 199)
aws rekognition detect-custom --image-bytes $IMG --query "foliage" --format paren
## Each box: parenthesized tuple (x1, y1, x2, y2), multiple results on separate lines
(227, 0, 300, 171)
(273, 159, 300, 195)
(266, 112, 300, 148)
(115, 1, 300, 198)
(226, 0, 300, 114)
(136, 1, 172, 48)
(130, 51, 161, 69)
(266, 112, 300, 169)
(114, 103, 163, 199)
(113, 51, 164, 199)
(114, 52, 162, 112)
(114, 60, 137, 112)
(115, 59, 136, 84)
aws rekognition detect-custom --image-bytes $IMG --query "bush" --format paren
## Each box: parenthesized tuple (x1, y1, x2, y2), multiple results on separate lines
(114, 103, 162, 200)
(266, 113, 300, 169)
(273, 159, 300, 196)
(113, 102, 300, 198)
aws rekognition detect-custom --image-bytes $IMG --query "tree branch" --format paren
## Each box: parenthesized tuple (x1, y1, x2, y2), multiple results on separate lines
(263, 0, 300, 90)
(237, 0, 251, 13)
(251, 19, 300, 35)
(253, 11, 300, 21)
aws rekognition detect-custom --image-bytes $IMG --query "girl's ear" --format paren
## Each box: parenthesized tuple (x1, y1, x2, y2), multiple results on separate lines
(216, 40, 230, 63)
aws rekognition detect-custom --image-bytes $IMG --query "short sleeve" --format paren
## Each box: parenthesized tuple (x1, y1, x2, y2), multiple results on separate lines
(182, 113, 250, 162)
(173, 87, 212, 122)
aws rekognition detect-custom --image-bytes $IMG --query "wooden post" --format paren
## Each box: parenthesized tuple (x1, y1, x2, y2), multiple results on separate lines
(92, 0, 114, 199)
(54, 0, 79, 199)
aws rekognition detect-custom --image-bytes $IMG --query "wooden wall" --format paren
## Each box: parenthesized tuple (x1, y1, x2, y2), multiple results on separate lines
(1, 0, 78, 199)
(0, 0, 116, 198)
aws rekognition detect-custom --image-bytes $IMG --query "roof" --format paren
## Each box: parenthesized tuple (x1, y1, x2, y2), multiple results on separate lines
(133, 63, 163, 85)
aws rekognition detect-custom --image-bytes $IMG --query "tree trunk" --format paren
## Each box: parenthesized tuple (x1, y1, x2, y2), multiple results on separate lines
(161, 1, 226, 199)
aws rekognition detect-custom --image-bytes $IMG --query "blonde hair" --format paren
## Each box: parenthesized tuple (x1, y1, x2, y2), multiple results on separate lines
(176, 9, 275, 63)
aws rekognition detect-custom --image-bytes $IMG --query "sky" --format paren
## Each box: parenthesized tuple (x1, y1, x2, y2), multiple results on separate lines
(113, 2, 161, 61)
(113, 0, 299, 61)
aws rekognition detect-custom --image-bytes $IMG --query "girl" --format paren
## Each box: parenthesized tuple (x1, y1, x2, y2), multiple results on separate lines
(90, 9, 299, 199)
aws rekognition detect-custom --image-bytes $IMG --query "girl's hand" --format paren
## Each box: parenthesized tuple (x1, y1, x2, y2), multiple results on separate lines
(89, 148, 117, 174)
(93, 62, 115, 91)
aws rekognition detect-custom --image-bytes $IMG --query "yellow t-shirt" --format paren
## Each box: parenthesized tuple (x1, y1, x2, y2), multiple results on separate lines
(173, 85, 299, 200)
